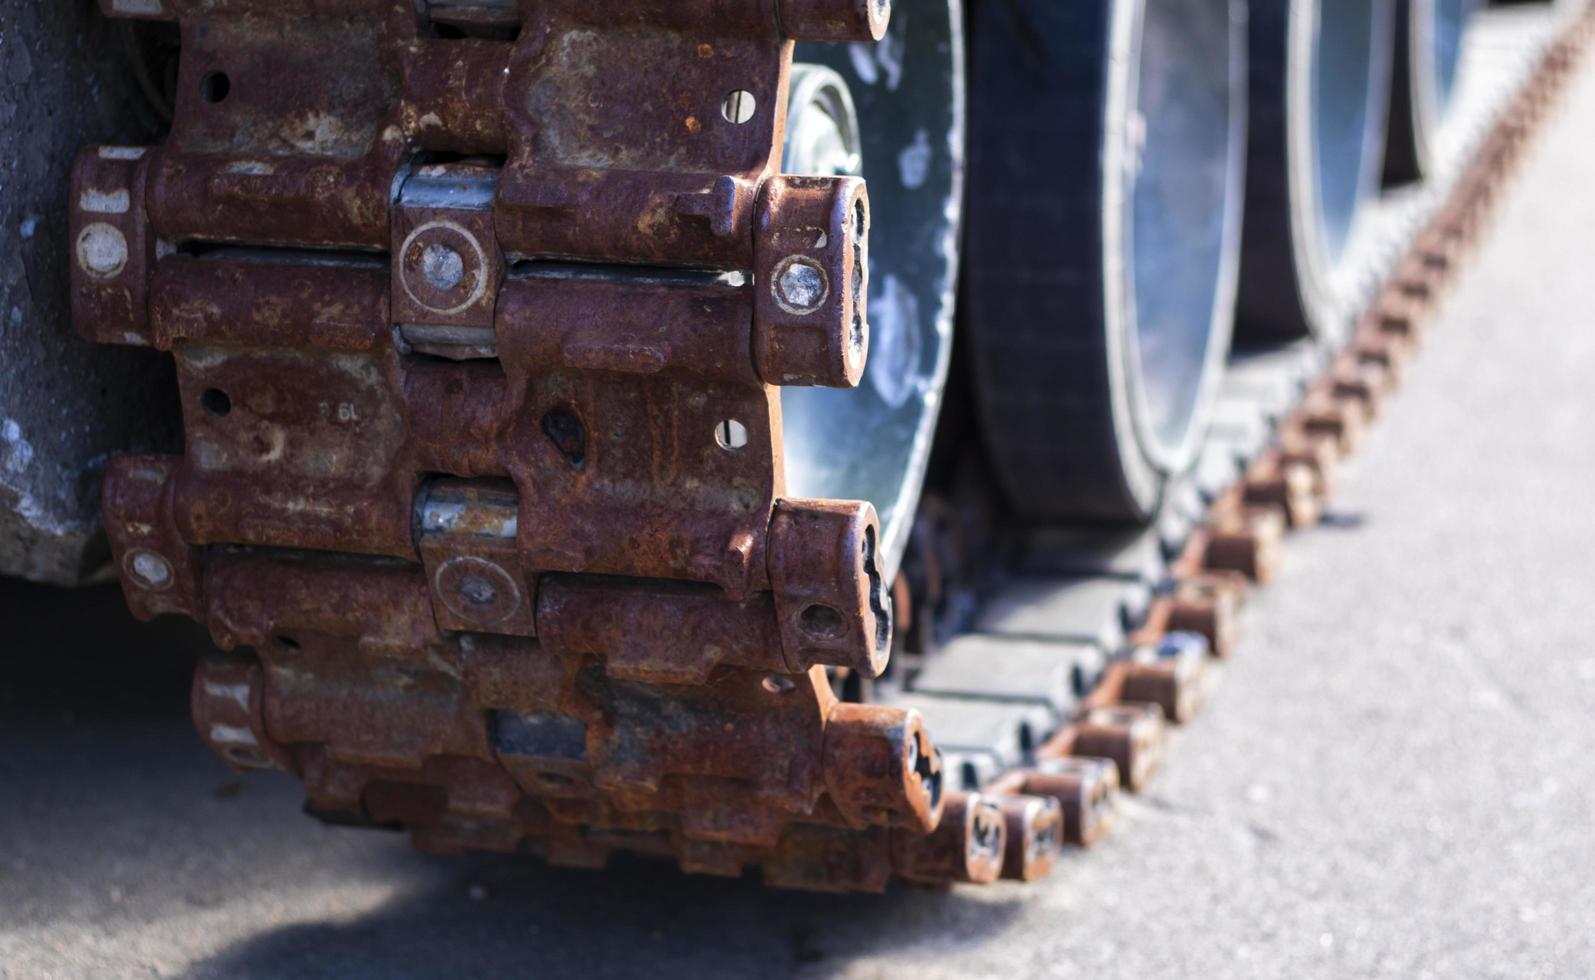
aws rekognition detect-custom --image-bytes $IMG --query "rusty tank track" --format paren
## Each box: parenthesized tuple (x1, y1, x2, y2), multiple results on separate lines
(71, 1, 1595, 891)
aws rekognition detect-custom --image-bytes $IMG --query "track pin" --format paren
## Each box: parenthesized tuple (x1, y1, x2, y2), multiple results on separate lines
(1351, 325, 1413, 388)
(1330, 352, 1391, 417)
(890, 792, 1006, 886)
(1134, 580, 1239, 660)
(1291, 389, 1366, 455)
(1117, 632, 1212, 724)
(988, 757, 1121, 848)
(1179, 502, 1286, 584)
(1047, 703, 1169, 793)
(1241, 453, 1323, 529)
(997, 795, 1064, 882)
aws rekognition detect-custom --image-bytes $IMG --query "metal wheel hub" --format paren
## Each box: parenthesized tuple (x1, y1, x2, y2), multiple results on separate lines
(783, 7, 965, 578)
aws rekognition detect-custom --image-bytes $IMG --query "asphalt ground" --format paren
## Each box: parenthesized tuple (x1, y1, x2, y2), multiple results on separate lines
(4, 33, 1595, 980)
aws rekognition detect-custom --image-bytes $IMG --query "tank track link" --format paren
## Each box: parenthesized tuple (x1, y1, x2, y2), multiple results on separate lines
(71, 0, 1594, 891)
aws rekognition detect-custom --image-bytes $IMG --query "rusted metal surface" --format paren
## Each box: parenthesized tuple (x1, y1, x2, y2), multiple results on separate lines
(992, 757, 1120, 848)
(890, 792, 1007, 887)
(996, 794, 1062, 883)
(72, 0, 1595, 893)
(75, 0, 1017, 893)
(1047, 703, 1170, 795)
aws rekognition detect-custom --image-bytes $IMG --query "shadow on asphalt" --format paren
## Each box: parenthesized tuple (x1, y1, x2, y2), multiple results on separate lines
(1, 577, 1029, 980)
(181, 857, 1028, 980)
(1314, 510, 1367, 530)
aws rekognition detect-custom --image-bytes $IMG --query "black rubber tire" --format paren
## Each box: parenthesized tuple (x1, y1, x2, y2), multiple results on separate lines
(1236, 0, 1396, 343)
(1385, 0, 1427, 182)
(1385, 0, 1479, 184)
(965, 0, 1247, 523)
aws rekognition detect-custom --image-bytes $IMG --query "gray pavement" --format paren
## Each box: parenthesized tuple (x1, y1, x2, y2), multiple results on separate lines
(6, 40, 1595, 980)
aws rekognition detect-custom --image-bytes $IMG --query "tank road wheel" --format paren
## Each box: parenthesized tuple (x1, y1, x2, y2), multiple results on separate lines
(966, 0, 1249, 523)
(1385, 0, 1481, 183)
(1238, 0, 1399, 342)
(784, 3, 966, 577)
